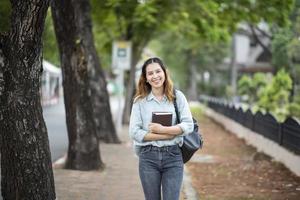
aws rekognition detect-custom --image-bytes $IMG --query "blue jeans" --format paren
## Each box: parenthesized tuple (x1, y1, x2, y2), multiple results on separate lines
(138, 145, 184, 200)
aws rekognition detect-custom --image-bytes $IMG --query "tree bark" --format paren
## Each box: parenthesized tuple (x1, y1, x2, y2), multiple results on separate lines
(187, 51, 198, 101)
(0, 37, 4, 97)
(51, 0, 103, 170)
(82, 2, 119, 143)
(122, 43, 143, 124)
(0, 1, 56, 199)
(89, 48, 120, 143)
(230, 34, 238, 97)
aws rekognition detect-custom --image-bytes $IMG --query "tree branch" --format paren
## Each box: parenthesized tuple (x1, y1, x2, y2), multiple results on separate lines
(254, 26, 272, 39)
(249, 24, 271, 55)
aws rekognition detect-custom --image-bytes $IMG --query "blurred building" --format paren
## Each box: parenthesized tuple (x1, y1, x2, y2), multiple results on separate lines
(40, 60, 62, 106)
(220, 22, 275, 96)
(234, 22, 274, 74)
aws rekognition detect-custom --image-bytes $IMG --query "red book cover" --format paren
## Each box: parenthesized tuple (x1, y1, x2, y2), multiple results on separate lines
(152, 112, 172, 126)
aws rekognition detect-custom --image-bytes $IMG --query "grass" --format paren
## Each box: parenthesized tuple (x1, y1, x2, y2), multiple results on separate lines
(189, 103, 205, 120)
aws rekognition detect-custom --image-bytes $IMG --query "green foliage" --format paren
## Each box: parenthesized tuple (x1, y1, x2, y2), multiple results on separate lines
(150, 32, 230, 92)
(238, 70, 294, 121)
(91, 0, 170, 70)
(238, 75, 252, 97)
(174, 1, 232, 46)
(190, 104, 205, 120)
(148, 38, 189, 89)
(149, 0, 294, 93)
(253, 73, 269, 96)
(289, 94, 300, 119)
(42, 10, 59, 66)
(253, 0, 294, 26)
(238, 73, 269, 104)
(271, 28, 293, 71)
(42, 0, 300, 101)
(287, 7, 300, 91)
(270, 1, 300, 98)
(214, 0, 294, 27)
(92, 25, 114, 69)
(0, 0, 11, 33)
(200, 82, 227, 97)
(288, 38, 300, 63)
(257, 70, 292, 121)
(90, 0, 178, 57)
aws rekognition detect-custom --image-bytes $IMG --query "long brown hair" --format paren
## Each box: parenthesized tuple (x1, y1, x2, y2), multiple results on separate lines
(134, 57, 174, 102)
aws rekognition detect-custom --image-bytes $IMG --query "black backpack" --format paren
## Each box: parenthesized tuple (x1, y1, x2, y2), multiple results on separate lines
(173, 90, 203, 163)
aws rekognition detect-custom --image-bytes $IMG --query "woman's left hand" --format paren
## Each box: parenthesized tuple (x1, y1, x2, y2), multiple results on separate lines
(149, 123, 164, 134)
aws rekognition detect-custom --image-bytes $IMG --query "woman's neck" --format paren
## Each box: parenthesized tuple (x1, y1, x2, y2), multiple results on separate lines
(151, 87, 164, 99)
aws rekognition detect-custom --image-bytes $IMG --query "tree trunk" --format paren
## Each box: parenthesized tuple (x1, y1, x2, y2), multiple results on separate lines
(187, 52, 198, 101)
(0, 1, 56, 199)
(230, 34, 238, 97)
(122, 44, 143, 124)
(89, 48, 120, 143)
(51, 0, 103, 170)
(0, 39, 4, 97)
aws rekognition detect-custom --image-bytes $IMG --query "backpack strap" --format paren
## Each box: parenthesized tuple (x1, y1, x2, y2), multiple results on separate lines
(173, 89, 180, 124)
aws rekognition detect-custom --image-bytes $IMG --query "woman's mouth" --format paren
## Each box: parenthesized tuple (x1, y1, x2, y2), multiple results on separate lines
(152, 79, 161, 84)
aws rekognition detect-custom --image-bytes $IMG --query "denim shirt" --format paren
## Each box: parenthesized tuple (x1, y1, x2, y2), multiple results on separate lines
(129, 90, 193, 148)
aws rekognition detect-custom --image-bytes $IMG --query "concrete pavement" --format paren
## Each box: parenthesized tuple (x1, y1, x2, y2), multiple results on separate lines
(0, 96, 194, 199)
(52, 95, 193, 199)
(54, 125, 144, 200)
(52, 95, 145, 199)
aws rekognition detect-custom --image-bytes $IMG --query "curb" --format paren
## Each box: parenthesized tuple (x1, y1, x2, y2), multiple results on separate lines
(52, 154, 67, 169)
(183, 166, 200, 200)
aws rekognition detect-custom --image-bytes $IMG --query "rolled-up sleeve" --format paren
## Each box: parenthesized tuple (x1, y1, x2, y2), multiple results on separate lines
(177, 91, 194, 136)
(129, 101, 148, 143)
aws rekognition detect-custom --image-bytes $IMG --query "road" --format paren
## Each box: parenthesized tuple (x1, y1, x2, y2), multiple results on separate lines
(43, 98, 69, 162)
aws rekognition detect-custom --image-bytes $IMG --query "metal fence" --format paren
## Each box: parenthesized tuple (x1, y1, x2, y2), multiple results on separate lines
(200, 95, 300, 155)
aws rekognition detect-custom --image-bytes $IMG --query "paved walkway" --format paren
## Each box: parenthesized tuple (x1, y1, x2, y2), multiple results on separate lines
(0, 96, 195, 199)
(53, 125, 194, 200)
(54, 125, 144, 200)
(53, 96, 194, 200)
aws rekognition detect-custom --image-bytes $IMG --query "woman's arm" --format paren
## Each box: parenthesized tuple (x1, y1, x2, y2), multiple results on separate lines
(129, 101, 176, 142)
(129, 102, 148, 142)
(148, 91, 194, 136)
(143, 132, 176, 141)
(148, 123, 183, 136)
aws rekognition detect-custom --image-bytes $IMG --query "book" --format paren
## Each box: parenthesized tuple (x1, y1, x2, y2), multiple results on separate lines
(152, 112, 172, 126)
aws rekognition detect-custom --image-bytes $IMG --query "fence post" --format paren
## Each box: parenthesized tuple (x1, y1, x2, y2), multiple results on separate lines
(252, 113, 255, 131)
(278, 123, 283, 145)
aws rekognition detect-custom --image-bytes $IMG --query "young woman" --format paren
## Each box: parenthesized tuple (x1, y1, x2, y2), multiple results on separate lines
(129, 57, 193, 200)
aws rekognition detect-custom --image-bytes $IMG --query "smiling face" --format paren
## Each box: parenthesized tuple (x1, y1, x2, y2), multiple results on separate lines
(145, 62, 166, 90)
